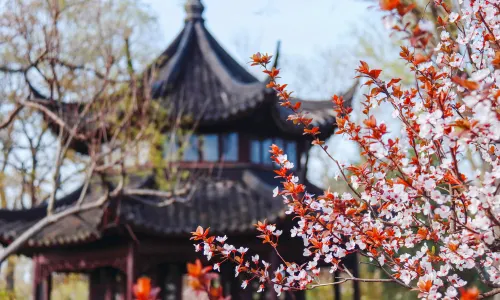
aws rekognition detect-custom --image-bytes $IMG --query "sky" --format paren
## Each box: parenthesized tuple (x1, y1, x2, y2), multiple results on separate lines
(143, 0, 373, 58)
(140, 0, 388, 186)
(140, 0, 384, 93)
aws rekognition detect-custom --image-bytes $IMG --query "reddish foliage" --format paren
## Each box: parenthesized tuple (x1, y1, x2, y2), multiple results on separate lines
(192, 1, 500, 299)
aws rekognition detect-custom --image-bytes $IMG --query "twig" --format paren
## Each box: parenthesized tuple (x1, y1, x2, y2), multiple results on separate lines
(480, 288, 500, 299)
(311, 277, 395, 288)
(0, 105, 23, 130)
(0, 192, 109, 264)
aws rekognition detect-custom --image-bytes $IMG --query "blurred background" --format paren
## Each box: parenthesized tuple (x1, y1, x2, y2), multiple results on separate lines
(0, 0, 423, 299)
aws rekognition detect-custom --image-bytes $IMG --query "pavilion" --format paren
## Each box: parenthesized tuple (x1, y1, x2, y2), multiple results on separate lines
(0, 0, 358, 299)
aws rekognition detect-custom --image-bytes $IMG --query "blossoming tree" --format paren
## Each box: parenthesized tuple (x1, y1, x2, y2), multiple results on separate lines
(192, 0, 500, 298)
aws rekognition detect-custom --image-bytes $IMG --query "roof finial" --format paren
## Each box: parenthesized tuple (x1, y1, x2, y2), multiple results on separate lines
(185, 0, 204, 21)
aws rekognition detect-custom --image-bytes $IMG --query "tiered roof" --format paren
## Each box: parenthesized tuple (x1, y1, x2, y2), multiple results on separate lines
(133, 0, 355, 137)
(0, 0, 355, 249)
(0, 169, 288, 248)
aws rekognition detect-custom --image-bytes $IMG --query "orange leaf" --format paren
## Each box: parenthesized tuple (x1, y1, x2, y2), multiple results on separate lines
(263, 67, 280, 78)
(250, 52, 272, 66)
(397, 3, 416, 16)
(379, 0, 400, 10)
(387, 78, 401, 88)
(413, 53, 429, 65)
(312, 139, 324, 146)
(451, 76, 479, 90)
(417, 280, 433, 293)
(304, 127, 320, 136)
(357, 61, 370, 74)
(460, 287, 479, 300)
(133, 277, 152, 300)
(369, 69, 382, 79)
(363, 115, 377, 128)
(492, 51, 500, 69)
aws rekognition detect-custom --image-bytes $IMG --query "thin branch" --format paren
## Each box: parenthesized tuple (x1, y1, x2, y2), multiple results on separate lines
(480, 288, 500, 299)
(0, 192, 109, 264)
(0, 105, 23, 130)
(21, 100, 86, 140)
(123, 186, 192, 198)
(311, 277, 395, 288)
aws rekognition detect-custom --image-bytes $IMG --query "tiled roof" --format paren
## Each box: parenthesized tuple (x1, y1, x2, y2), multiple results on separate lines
(0, 169, 288, 248)
(149, 21, 267, 124)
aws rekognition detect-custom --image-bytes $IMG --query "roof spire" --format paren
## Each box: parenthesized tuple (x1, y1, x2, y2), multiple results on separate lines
(185, 0, 204, 21)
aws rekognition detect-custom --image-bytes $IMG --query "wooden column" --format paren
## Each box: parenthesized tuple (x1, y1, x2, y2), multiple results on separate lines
(351, 254, 360, 300)
(291, 290, 306, 300)
(32, 255, 39, 299)
(220, 263, 235, 299)
(89, 270, 102, 300)
(175, 263, 183, 300)
(239, 135, 250, 162)
(333, 270, 341, 300)
(126, 243, 136, 300)
(268, 250, 279, 300)
(105, 271, 113, 300)
(90, 268, 118, 300)
(33, 255, 52, 300)
(161, 263, 183, 300)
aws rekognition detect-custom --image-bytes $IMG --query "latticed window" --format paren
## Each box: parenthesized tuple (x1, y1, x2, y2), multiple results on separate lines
(221, 133, 238, 162)
(250, 138, 298, 168)
(201, 134, 219, 161)
(164, 133, 239, 162)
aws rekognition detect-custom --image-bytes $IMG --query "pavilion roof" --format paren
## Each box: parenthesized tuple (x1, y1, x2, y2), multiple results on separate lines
(147, 2, 266, 124)
(0, 168, 300, 248)
(143, 0, 357, 133)
(28, 0, 357, 154)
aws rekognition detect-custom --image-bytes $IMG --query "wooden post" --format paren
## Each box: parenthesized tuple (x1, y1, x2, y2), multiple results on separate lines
(33, 255, 52, 300)
(333, 270, 341, 300)
(161, 263, 183, 300)
(351, 254, 360, 300)
(89, 269, 101, 300)
(42, 273, 52, 300)
(32, 255, 39, 299)
(292, 290, 306, 300)
(105, 269, 113, 300)
(176, 263, 184, 300)
(126, 243, 136, 300)
(239, 135, 250, 162)
(268, 250, 279, 300)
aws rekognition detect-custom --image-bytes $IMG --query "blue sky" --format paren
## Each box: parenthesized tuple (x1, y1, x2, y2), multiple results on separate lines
(141, 0, 383, 94)
(144, 0, 373, 57)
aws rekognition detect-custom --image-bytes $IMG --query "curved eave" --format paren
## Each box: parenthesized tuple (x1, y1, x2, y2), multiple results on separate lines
(120, 169, 285, 236)
(0, 185, 104, 248)
(149, 19, 269, 124)
(0, 169, 287, 248)
(270, 80, 358, 139)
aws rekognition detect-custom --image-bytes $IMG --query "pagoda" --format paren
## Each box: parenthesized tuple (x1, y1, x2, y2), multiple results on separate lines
(0, 1, 358, 299)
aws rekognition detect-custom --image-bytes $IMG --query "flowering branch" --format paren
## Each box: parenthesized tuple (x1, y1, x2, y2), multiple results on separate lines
(193, 0, 500, 299)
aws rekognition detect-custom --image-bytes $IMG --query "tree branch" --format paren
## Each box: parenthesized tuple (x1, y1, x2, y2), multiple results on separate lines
(0, 193, 109, 264)
(0, 105, 23, 130)
(311, 277, 395, 288)
(21, 100, 87, 140)
(480, 288, 500, 299)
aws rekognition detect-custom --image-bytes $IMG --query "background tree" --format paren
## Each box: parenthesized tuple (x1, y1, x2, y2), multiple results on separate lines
(0, 0, 196, 297)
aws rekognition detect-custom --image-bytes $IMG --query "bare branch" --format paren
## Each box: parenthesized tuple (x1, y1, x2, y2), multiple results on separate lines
(0, 105, 23, 130)
(21, 100, 87, 140)
(0, 193, 108, 264)
(480, 288, 500, 299)
(311, 277, 396, 288)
